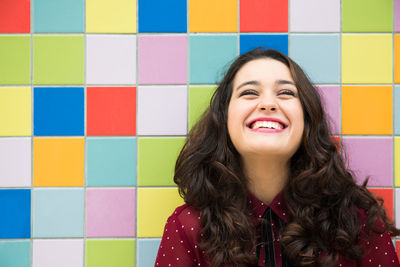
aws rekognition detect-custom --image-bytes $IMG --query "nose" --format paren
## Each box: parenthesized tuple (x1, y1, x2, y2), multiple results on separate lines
(258, 97, 278, 112)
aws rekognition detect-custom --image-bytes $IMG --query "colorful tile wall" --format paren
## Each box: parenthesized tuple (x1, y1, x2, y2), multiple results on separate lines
(1, 1, 400, 266)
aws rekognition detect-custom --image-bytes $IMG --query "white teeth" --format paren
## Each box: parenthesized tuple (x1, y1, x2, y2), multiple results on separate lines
(251, 121, 283, 130)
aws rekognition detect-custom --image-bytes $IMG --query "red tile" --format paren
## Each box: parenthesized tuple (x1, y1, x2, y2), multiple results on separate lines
(368, 188, 394, 221)
(0, 0, 30, 33)
(87, 87, 136, 136)
(240, 0, 288, 32)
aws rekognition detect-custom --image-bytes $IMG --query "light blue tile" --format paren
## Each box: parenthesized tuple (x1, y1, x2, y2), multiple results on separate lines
(33, 188, 84, 237)
(395, 85, 400, 135)
(289, 34, 340, 83)
(137, 239, 161, 267)
(33, 0, 84, 33)
(87, 138, 137, 186)
(0, 240, 30, 267)
(190, 35, 237, 84)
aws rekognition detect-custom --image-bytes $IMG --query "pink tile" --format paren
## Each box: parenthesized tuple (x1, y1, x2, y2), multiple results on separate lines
(86, 188, 136, 237)
(342, 137, 392, 186)
(138, 35, 187, 84)
(316, 85, 340, 135)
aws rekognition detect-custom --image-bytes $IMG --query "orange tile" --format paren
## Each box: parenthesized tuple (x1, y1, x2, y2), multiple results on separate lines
(395, 35, 400, 83)
(342, 86, 392, 135)
(33, 138, 84, 186)
(189, 0, 237, 32)
(368, 188, 394, 221)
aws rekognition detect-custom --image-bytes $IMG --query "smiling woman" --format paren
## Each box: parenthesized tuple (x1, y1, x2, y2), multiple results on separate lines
(155, 48, 400, 267)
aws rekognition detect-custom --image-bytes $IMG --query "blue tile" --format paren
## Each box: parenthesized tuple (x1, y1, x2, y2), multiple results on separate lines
(33, 188, 84, 237)
(395, 85, 400, 135)
(87, 137, 137, 186)
(0, 241, 30, 267)
(137, 239, 161, 267)
(139, 0, 187, 33)
(34, 87, 84, 136)
(0, 189, 31, 239)
(289, 34, 340, 83)
(33, 0, 84, 33)
(240, 34, 288, 55)
(190, 35, 238, 84)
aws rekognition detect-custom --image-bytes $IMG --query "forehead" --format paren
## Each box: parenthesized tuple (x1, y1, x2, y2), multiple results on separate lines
(233, 58, 293, 86)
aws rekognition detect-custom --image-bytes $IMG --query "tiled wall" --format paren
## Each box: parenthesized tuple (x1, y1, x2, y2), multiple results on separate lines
(1, 0, 400, 266)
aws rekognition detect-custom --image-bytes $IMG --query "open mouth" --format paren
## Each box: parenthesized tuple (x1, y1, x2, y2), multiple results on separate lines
(247, 120, 288, 130)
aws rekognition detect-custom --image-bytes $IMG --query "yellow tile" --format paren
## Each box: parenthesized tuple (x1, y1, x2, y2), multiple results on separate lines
(189, 0, 237, 32)
(342, 86, 392, 135)
(86, 0, 137, 33)
(33, 138, 84, 186)
(137, 188, 184, 237)
(342, 34, 392, 83)
(0, 87, 31, 136)
(396, 137, 400, 187)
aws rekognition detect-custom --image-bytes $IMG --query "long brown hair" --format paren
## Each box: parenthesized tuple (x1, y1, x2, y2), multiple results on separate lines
(174, 48, 400, 266)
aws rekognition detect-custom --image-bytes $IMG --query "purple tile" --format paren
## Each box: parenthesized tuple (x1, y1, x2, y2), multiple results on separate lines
(138, 35, 187, 84)
(342, 137, 392, 186)
(396, 0, 400, 32)
(316, 85, 340, 135)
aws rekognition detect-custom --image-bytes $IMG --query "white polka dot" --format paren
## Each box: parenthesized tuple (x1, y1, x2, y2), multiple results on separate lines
(173, 220, 175, 223)
(379, 265, 381, 267)
(157, 263, 159, 265)
(188, 211, 191, 215)
(176, 230, 178, 232)
(261, 203, 264, 205)
(168, 264, 171, 266)
(369, 259, 371, 262)
(166, 229, 168, 232)
(283, 212, 286, 216)
(339, 264, 342, 266)
(198, 217, 200, 220)
(167, 237, 169, 240)
(188, 250, 191, 253)
(278, 202, 281, 205)
(172, 246, 174, 250)
(191, 227, 194, 231)
(385, 252, 388, 255)
(259, 215, 262, 218)
(393, 260, 395, 263)
(375, 246, 378, 250)
(380, 234, 383, 237)
(181, 225, 184, 228)
(180, 240, 183, 243)
(177, 258, 179, 260)
(163, 254, 165, 257)
(195, 245, 198, 248)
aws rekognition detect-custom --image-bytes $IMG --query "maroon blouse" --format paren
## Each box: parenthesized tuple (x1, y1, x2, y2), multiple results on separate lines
(155, 190, 400, 266)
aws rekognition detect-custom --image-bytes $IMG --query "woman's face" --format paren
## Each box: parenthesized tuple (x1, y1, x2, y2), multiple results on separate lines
(227, 58, 304, 160)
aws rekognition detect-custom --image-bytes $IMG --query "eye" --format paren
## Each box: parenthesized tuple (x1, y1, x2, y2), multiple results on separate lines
(278, 89, 296, 96)
(239, 89, 258, 97)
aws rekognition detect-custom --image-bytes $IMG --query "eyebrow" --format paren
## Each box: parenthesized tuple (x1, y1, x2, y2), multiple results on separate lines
(235, 79, 296, 91)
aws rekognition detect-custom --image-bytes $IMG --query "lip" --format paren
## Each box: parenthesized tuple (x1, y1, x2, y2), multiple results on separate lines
(246, 117, 288, 129)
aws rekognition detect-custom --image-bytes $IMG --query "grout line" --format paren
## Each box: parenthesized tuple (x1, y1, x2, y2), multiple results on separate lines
(30, 0, 34, 264)
(83, 0, 87, 264)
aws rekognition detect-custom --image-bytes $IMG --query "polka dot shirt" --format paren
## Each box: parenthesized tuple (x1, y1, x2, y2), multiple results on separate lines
(155, 190, 400, 266)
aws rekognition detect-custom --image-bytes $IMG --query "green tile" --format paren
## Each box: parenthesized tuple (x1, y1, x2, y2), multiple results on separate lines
(342, 0, 392, 32)
(33, 35, 84, 84)
(189, 86, 216, 130)
(86, 239, 135, 267)
(138, 137, 185, 186)
(0, 36, 31, 85)
(0, 240, 30, 267)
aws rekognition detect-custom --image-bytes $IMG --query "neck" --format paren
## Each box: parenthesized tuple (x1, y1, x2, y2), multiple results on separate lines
(242, 155, 289, 205)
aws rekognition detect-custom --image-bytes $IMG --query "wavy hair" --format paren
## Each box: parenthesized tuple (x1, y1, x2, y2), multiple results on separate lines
(174, 48, 400, 266)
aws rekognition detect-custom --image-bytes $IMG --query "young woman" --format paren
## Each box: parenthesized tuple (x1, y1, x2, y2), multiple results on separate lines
(155, 48, 400, 266)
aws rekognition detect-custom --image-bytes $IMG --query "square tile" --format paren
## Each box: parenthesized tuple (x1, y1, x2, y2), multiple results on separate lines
(342, 137, 392, 187)
(86, 35, 136, 84)
(138, 35, 187, 84)
(86, 188, 136, 237)
(0, 36, 31, 84)
(369, 188, 394, 220)
(87, 137, 136, 186)
(342, 34, 392, 83)
(33, 0, 84, 33)
(189, 35, 237, 84)
(0, 241, 30, 267)
(0, 87, 31, 136)
(189, 86, 216, 130)
(33, 35, 84, 84)
(240, 0, 287, 32)
(0, 189, 31, 238)
(316, 86, 340, 135)
(137, 86, 187, 135)
(240, 35, 288, 55)
(33, 138, 84, 187)
(137, 188, 184, 237)
(137, 138, 185, 186)
(33, 239, 83, 267)
(342, 86, 392, 135)
(189, 0, 237, 32)
(87, 87, 136, 136)
(34, 87, 84, 136)
(342, 0, 392, 32)
(396, 189, 400, 227)
(137, 239, 161, 267)
(289, 34, 340, 83)
(33, 188, 84, 237)
(395, 137, 400, 186)
(138, 0, 187, 33)
(86, 239, 135, 267)
(290, 0, 340, 32)
(395, 35, 400, 83)
(0, 138, 31, 187)
(0, 0, 30, 33)
(395, 86, 400, 135)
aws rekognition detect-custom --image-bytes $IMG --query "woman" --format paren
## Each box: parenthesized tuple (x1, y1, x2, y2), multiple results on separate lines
(155, 48, 400, 266)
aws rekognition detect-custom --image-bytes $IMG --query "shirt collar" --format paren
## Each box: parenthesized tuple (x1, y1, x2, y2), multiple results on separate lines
(247, 188, 291, 225)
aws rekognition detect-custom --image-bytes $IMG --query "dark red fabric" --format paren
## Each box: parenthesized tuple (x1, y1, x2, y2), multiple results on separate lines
(155, 190, 400, 266)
